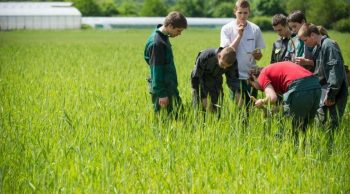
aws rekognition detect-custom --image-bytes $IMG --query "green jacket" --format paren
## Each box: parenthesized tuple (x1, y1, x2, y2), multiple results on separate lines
(144, 25, 179, 98)
(314, 37, 348, 101)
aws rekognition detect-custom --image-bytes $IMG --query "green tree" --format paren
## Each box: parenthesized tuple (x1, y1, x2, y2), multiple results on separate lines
(171, 0, 206, 17)
(212, 2, 234, 18)
(100, 1, 119, 16)
(68, 0, 102, 16)
(253, 0, 286, 16)
(140, 0, 167, 16)
(117, 2, 140, 16)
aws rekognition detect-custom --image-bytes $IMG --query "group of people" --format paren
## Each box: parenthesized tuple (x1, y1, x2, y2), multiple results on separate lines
(143, 0, 348, 146)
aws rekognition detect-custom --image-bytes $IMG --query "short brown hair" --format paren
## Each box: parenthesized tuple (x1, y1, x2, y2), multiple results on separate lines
(287, 10, 306, 23)
(272, 14, 288, 27)
(164, 11, 187, 29)
(235, 0, 250, 11)
(298, 23, 320, 37)
(248, 66, 263, 82)
(317, 25, 328, 37)
(220, 47, 236, 67)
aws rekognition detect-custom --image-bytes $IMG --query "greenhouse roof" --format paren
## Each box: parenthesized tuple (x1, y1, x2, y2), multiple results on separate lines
(0, 2, 81, 16)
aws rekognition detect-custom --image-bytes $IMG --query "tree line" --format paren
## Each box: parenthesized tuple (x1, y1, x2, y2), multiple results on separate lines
(2, 0, 350, 32)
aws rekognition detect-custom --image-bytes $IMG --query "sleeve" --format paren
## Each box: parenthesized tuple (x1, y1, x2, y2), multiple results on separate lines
(325, 44, 345, 100)
(270, 42, 277, 63)
(257, 70, 271, 91)
(225, 61, 240, 91)
(220, 26, 231, 47)
(191, 52, 205, 90)
(149, 42, 167, 97)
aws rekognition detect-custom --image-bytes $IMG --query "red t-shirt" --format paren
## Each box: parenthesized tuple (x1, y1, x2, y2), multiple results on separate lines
(258, 61, 313, 94)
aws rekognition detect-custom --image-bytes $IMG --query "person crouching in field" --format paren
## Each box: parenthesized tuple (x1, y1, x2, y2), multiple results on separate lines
(248, 61, 321, 147)
(144, 11, 187, 116)
(191, 47, 240, 113)
(298, 23, 348, 149)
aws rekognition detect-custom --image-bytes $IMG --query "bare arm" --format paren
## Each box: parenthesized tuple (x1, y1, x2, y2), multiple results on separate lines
(255, 84, 277, 108)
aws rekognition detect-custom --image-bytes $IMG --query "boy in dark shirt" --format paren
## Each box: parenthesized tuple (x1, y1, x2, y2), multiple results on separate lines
(191, 47, 239, 112)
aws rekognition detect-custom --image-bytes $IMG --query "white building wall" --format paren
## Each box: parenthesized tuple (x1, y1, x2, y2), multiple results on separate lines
(0, 2, 82, 30)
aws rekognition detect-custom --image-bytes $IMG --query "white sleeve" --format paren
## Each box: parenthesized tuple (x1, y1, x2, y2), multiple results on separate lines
(220, 26, 231, 47)
(255, 28, 266, 49)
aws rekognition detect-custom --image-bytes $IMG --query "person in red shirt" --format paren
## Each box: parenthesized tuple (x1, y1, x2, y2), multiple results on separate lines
(248, 61, 321, 146)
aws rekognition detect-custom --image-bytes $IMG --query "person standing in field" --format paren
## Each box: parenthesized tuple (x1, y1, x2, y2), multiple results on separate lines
(248, 61, 321, 147)
(270, 14, 294, 63)
(191, 46, 240, 113)
(220, 0, 265, 114)
(144, 11, 187, 115)
(298, 23, 348, 148)
(287, 10, 314, 71)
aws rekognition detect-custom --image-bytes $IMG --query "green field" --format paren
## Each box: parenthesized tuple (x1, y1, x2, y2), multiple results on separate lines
(0, 29, 349, 193)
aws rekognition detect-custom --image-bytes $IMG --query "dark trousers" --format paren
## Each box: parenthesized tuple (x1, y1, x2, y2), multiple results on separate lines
(230, 80, 258, 110)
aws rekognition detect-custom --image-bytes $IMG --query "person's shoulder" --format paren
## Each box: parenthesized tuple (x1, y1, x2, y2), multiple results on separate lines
(247, 21, 262, 31)
(221, 20, 236, 30)
(200, 48, 217, 56)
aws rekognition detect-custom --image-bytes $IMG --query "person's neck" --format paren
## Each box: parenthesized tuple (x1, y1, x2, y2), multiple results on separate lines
(285, 30, 292, 39)
(159, 25, 169, 36)
(316, 34, 323, 45)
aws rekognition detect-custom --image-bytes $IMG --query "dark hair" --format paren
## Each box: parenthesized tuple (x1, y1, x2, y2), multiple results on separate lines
(248, 66, 263, 82)
(298, 23, 320, 37)
(272, 14, 288, 27)
(287, 10, 306, 23)
(235, 0, 250, 11)
(164, 11, 187, 29)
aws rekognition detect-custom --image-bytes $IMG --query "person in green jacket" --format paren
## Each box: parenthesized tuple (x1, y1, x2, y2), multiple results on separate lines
(144, 11, 187, 114)
(298, 23, 348, 148)
(287, 10, 314, 71)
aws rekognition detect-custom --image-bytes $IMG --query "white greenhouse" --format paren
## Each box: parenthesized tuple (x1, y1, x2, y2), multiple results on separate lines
(0, 2, 81, 30)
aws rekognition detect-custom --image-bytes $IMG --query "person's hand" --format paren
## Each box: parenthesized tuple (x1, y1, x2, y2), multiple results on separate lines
(252, 49, 262, 60)
(202, 98, 208, 109)
(324, 98, 335, 106)
(237, 23, 245, 37)
(159, 97, 169, 107)
(255, 99, 265, 108)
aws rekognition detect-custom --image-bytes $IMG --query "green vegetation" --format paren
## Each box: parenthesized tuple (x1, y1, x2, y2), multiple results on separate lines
(0, 29, 349, 193)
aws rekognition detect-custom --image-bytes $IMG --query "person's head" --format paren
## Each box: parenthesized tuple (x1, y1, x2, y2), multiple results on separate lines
(272, 14, 291, 38)
(234, 0, 250, 24)
(218, 47, 236, 69)
(317, 25, 329, 37)
(163, 11, 187, 37)
(247, 67, 263, 90)
(298, 23, 321, 47)
(287, 10, 306, 34)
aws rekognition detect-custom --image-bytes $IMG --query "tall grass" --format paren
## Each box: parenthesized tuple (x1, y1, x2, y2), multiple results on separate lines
(0, 29, 349, 193)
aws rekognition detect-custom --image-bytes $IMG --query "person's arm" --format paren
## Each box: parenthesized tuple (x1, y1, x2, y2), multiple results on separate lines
(253, 28, 265, 61)
(225, 61, 240, 92)
(255, 84, 278, 108)
(229, 24, 244, 50)
(324, 43, 346, 106)
(270, 42, 277, 63)
(148, 42, 168, 106)
(220, 23, 244, 49)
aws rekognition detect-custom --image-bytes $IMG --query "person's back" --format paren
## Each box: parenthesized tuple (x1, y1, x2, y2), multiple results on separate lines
(259, 61, 314, 94)
(191, 47, 239, 112)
